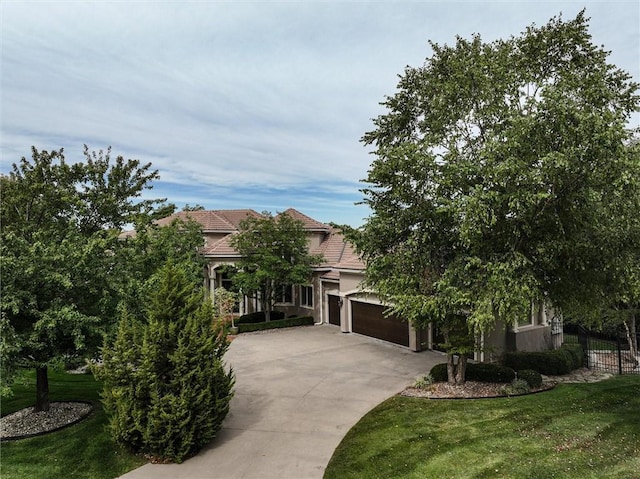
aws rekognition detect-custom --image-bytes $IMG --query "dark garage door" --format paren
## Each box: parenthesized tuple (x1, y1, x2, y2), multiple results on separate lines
(351, 301, 409, 347)
(328, 295, 341, 326)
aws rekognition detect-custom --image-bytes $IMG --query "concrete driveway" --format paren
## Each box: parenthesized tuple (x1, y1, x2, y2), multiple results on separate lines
(120, 325, 443, 479)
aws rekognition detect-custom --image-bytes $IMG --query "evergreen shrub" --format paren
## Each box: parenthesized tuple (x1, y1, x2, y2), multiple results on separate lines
(429, 362, 516, 383)
(237, 316, 314, 333)
(466, 363, 516, 383)
(502, 346, 581, 375)
(236, 310, 286, 324)
(561, 343, 584, 369)
(97, 263, 235, 463)
(516, 369, 543, 388)
(429, 363, 449, 382)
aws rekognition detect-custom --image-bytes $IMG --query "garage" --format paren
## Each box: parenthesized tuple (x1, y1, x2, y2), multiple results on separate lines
(328, 295, 341, 326)
(351, 301, 409, 347)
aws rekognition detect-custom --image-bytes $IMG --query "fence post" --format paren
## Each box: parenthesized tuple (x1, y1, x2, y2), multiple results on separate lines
(617, 332, 623, 375)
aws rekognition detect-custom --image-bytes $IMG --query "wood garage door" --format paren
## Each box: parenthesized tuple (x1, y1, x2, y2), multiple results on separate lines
(328, 295, 341, 326)
(351, 301, 409, 347)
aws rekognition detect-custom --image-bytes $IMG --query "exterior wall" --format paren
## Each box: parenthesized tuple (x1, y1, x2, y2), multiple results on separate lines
(203, 232, 228, 246)
(306, 231, 326, 251)
(507, 325, 553, 352)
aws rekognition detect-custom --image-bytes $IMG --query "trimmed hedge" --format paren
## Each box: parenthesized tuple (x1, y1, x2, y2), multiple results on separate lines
(236, 311, 285, 324)
(517, 369, 543, 388)
(430, 363, 449, 382)
(236, 316, 314, 333)
(502, 344, 584, 375)
(467, 363, 516, 383)
(429, 362, 516, 383)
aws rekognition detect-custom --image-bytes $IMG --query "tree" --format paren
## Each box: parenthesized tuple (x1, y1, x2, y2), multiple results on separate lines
(97, 262, 234, 463)
(0, 146, 163, 410)
(349, 11, 640, 384)
(229, 212, 323, 321)
(114, 216, 206, 319)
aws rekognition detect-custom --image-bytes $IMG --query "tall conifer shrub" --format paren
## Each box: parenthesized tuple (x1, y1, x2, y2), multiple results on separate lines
(98, 262, 234, 463)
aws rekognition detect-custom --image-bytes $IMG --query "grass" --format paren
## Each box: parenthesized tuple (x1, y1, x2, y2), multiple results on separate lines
(1, 369, 147, 479)
(324, 375, 640, 479)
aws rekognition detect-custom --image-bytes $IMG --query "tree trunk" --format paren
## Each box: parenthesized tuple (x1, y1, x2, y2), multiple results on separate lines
(446, 354, 467, 385)
(623, 313, 638, 360)
(35, 366, 50, 412)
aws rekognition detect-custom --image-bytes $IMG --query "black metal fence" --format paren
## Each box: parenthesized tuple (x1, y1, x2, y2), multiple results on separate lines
(563, 324, 640, 375)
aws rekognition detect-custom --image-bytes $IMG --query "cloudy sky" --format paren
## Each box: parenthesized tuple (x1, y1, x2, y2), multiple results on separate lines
(2, 1, 638, 226)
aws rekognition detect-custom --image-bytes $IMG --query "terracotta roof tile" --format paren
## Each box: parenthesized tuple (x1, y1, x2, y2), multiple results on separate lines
(201, 234, 241, 257)
(279, 208, 330, 231)
(155, 209, 260, 232)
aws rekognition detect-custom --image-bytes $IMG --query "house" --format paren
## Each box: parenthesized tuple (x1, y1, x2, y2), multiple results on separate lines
(153, 208, 561, 360)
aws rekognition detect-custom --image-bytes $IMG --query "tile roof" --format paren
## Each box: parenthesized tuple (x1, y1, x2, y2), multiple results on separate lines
(155, 209, 260, 232)
(279, 208, 330, 231)
(130, 208, 366, 275)
(201, 234, 241, 257)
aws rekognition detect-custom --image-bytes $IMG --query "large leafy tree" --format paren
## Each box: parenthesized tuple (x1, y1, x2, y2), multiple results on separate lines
(230, 212, 323, 321)
(349, 11, 640, 384)
(0, 146, 163, 410)
(114, 216, 206, 319)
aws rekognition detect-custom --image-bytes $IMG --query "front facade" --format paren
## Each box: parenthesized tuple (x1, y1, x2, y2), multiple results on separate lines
(156, 208, 560, 360)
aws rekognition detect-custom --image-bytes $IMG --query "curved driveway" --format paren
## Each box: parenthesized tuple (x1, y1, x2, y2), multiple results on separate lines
(120, 325, 443, 479)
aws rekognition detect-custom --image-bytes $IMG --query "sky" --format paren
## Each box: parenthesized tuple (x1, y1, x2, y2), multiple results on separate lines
(1, 1, 638, 226)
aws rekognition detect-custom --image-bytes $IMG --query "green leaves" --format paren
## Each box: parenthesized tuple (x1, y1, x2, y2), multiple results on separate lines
(354, 11, 640, 366)
(98, 262, 234, 463)
(230, 211, 324, 316)
(0, 146, 165, 397)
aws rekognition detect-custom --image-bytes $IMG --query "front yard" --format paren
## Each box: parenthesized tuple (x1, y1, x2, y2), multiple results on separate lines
(0, 370, 146, 479)
(324, 375, 640, 479)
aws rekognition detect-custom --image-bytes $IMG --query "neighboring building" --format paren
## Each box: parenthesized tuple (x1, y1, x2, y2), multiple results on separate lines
(152, 208, 561, 360)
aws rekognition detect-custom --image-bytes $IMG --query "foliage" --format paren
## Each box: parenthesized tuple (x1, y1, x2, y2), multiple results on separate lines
(230, 211, 323, 321)
(347, 11, 640, 385)
(500, 378, 532, 396)
(517, 369, 543, 388)
(213, 287, 239, 328)
(502, 347, 579, 375)
(430, 362, 515, 383)
(236, 316, 314, 333)
(236, 310, 286, 324)
(325, 376, 640, 479)
(114, 217, 205, 318)
(467, 362, 516, 383)
(0, 370, 146, 479)
(561, 343, 585, 370)
(0, 146, 164, 409)
(413, 374, 434, 389)
(96, 263, 234, 463)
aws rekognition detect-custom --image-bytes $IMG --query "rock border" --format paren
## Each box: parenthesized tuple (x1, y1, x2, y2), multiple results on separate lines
(1, 401, 95, 442)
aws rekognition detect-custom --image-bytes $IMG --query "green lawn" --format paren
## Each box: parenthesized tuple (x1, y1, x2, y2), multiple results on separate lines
(1, 370, 146, 479)
(325, 375, 640, 479)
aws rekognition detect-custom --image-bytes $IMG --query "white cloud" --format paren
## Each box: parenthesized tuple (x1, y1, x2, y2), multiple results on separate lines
(2, 1, 638, 226)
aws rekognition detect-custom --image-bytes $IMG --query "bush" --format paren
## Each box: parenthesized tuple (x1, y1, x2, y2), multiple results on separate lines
(561, 343, 584, 370)
(236, 316, 314, 333)
(429, 362, 515, 383)
(429, 363, 449, 382)
(98, 263, 234, 463)
(413, 374, 434, 389)
(236, 310, 286, 324)
(502, 347, 578, 375)
(500, 378, 531, 396)
(466, 363, 516, 383)
(516, 369, 543, 388)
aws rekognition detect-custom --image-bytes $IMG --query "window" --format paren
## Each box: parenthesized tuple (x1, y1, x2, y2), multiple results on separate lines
(276, 285, 293, 304)
(300, 285, 313, 308)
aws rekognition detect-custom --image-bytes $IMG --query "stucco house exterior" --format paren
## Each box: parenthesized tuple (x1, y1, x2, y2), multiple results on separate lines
(154, 208, 561, 361)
